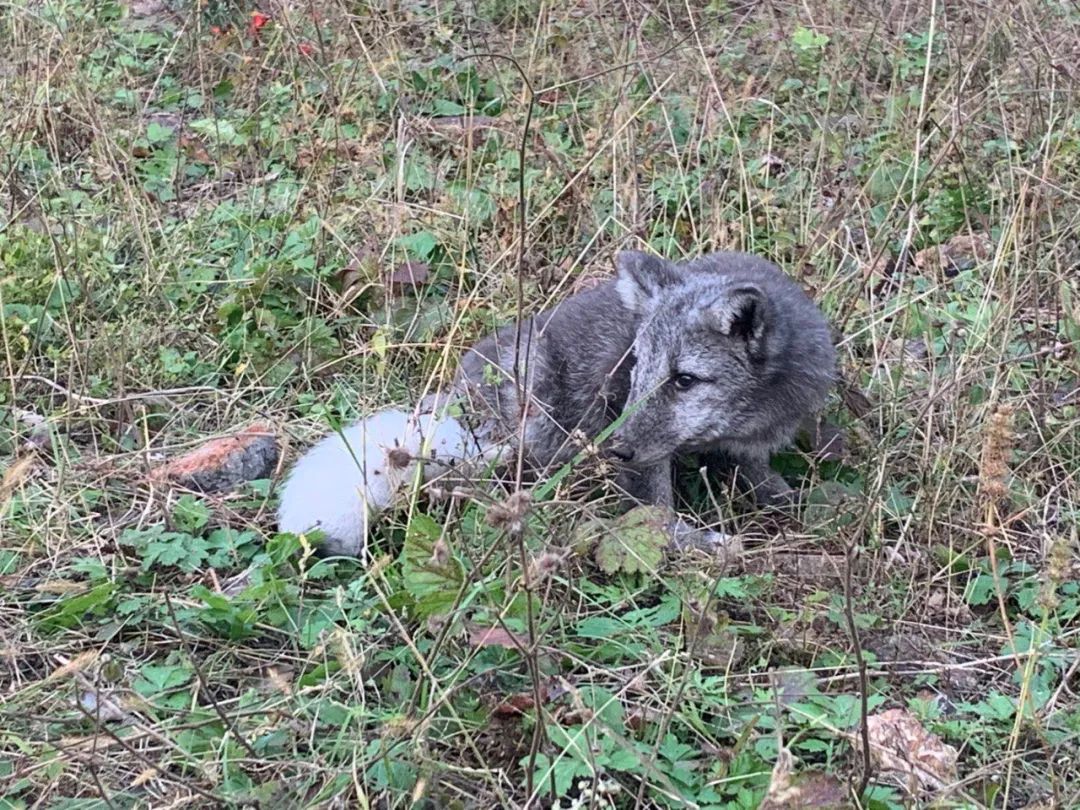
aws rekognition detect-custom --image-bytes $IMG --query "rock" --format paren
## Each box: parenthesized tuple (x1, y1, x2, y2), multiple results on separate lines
(152, 422, 278, 493)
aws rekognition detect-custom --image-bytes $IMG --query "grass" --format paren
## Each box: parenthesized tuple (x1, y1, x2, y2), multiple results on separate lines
(1, 0, 1079, 807)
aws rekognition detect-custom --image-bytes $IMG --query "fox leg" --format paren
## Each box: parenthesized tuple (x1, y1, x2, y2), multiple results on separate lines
(703, 451, 795, 509)
(615, 458, 673, 507)
(734, 457, 795, 508)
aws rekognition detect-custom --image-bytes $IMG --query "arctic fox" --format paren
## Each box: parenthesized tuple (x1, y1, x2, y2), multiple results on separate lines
(276, 250, 836, 557)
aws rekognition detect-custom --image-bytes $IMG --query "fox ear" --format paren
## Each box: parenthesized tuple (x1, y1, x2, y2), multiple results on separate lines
(710, 285, 769, 355)
(615, 250, 679, 313)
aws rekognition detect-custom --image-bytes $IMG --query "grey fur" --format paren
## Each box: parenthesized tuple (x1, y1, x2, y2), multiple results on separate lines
(452, 250, 836, 511)
(278, 250, 836, 556)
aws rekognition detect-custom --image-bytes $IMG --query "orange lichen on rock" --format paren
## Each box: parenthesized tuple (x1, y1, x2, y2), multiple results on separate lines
(152, 422, 279, 493)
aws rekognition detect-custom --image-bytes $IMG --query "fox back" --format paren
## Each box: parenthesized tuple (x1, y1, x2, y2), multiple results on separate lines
(454, 281, 637, 469)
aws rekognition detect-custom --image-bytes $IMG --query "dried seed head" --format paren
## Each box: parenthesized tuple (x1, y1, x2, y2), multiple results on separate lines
(527, 549, 569, 583)
(979, 403, 1015, 503)
(1047, 531, 1074, 585)
(486, 490, 532, 535)
(430, 537, 450, 567)
(626, 672, 648, 694)
(381, 715, 419, 739)
(426, 614, 447, 636)
(386, 444, 412, 470)
(328, 627, 364, 679)
(1037, 582, 1060, 614)
(569, 428, 598, 456)
(1039, 532, 1075, 613)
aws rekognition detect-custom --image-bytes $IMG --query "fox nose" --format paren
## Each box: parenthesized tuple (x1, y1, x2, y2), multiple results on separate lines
(608, 441, 635, 463)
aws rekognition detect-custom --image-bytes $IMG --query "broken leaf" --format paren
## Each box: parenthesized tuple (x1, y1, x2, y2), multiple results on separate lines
(865, 707, 959, 792)
(773, 667, 821, 708)
(387, 261, 431, 293)
(914, 232, 994, 278)
(760, 746, 850, 809)
(469, 625, 528, 650)
(0, 454, 37, 505)
(591, 505, 668, 575)
(491, 680, 555, 716)
(682, 599, 744, 667)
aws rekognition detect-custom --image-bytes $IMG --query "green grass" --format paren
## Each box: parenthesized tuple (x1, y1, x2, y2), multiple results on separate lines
(1, 0, 1079, 807)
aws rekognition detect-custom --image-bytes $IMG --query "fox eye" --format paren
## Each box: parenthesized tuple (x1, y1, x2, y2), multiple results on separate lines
(672, 373, 700, 391)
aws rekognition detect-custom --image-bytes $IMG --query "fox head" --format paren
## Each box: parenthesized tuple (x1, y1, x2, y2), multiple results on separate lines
(608, 250, 835, 467)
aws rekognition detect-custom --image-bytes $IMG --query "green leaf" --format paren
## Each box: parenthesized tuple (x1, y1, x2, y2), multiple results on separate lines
(69, 556, 109, 581)
(173, 494, 211, 533)
(448, 185, 495, 222)
(192, 587, 259, 643)
(575, 616, 629, 639)
(966, 572, 999, 606)
(134, 663, 192, 696)
(362, 736, 417, 790)
(802, 480, 860, 531)
(792, 26, 829, 50)
(403, 154, 435, 191)
(148, 538, 200, 569)
(590, 506, 668, 575)
(714, 577, 752, 599)
(622, 594, 681, 628)
(605, 746, 642, 770)
(37, 582, 117, 630)
(432, 98, 467, 116)
(395, 230, 439, 260)
(145, 121, 174, 144)
(188, 117, 247, 146)
(528, 752, 591, 800)
(578, 685, 624, 727)
(204, 528, 259, 569)
(121, 526, 210, 573)
(299, 606, 341, 648)
(970, 692, 1015, 721)
(658, 733, 695, 763)
(0, 550, 20, 576)
(400, 513, 464, 618)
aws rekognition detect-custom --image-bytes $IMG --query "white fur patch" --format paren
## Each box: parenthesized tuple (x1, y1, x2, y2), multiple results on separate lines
(277, 408, 471, 557)
(715, 303, 738, 335)
(615, 272, 646, 313)
(713, 288, 766, 339)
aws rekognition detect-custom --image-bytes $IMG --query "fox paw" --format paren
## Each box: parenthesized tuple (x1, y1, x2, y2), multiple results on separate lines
(667, 521, 744, 560)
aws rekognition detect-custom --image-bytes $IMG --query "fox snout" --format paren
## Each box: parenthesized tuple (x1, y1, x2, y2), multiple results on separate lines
(607, 424, 665, 466)
(607, 436, 669, 467)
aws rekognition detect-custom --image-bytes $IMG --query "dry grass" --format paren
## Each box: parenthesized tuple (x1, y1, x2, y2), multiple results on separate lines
(1, 0, 1078, 807)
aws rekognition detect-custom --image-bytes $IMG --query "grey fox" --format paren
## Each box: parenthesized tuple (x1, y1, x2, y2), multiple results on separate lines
(277, 250, 836, 557)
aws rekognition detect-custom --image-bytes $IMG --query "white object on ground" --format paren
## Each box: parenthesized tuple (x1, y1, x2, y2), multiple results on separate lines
(277, 407, 471, 557)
